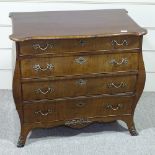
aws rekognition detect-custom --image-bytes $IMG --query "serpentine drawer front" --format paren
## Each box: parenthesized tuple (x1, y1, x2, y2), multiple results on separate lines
(22, 75, 136, 101)
(9, 9, 147, 147)
(21, 52, 139, 78)
(23, 96, 133, 123)
(19, 36, 140, 55)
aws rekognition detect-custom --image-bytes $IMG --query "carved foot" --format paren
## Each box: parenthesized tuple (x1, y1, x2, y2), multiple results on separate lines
(17, 125, 31, 147)
(129, 126, 138, 136)
(17, 136, 25, 147)
(123, 116, 139, 136)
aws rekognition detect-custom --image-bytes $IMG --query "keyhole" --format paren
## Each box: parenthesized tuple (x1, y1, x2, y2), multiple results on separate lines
(79, 40, 87, 46)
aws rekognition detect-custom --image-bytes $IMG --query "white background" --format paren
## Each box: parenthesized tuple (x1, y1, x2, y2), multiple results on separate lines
(0, 1, 155, 91)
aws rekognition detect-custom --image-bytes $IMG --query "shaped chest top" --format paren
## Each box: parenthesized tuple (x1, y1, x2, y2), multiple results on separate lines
(9, 9, 147, 41)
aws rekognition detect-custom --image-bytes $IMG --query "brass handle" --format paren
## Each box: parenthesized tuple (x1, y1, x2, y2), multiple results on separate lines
(33, 64, 54, 71)
(35, 109, 53, 116)
(107, 82, 127, 89)
(75, 57, 87, 64)
(76, 102, 86, 107)
(32, 43, 54, 51)
(112, 40, 128, 47)
(76, 79, 87, 86)
(109, 58, 128, 65)
(35, 87, 54, 95)
(106, 104, 123, 111)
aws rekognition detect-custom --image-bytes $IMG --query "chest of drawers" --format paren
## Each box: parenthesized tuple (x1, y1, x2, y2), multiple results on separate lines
(9, 9, 147, 147)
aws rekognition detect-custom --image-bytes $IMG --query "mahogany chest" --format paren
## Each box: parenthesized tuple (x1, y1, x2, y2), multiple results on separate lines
(9, 9, 147, 147)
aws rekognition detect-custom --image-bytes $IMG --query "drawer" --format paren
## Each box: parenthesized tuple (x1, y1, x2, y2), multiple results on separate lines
(23, 96, 133, 123)
(22, 75, 136, 101)
(21, 52, 139, 78)
(19, 36, 140, 55)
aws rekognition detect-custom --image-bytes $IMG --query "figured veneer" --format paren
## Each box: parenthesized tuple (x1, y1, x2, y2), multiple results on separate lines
(19, 36, 140, 55)
(23, 95, 133, 123)
(22, 75, 136, 101)
(20, 52, 139, 78)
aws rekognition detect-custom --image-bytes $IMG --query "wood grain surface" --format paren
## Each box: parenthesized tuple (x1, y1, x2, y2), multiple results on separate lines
(9, 9, 147, 41)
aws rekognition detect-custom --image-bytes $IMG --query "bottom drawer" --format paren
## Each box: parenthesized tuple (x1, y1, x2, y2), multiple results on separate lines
(23, 95, 133, 123)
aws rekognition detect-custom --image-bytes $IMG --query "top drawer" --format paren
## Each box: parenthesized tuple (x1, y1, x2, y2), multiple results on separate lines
(19, 36, 140, 55)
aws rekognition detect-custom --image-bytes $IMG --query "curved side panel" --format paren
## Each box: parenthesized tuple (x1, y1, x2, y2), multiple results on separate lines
(12, 42, 23, 123)
(132, 37, 146, 114)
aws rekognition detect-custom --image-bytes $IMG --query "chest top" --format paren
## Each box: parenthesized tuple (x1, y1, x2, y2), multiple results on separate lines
(9, 9, 146, 41)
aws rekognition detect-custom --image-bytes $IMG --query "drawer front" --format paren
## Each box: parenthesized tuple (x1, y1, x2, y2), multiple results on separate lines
(19, 36, 140, 55)
(23, 96, 133, 123)
(22, 75, 136, 101)
(19, 38, 95, 55)
(21, 53, 139, 78)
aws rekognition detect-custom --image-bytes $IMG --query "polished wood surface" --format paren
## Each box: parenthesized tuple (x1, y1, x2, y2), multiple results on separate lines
(19, 36, 140, 56)
(9, 9, 146, 41)
(24, 95, 133, 123)
(22, 75, 136, 101)
(10, 9, 147, 147)
(21, 52, 139, 78)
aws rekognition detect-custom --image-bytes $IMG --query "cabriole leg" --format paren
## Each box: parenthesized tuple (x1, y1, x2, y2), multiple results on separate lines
(17, 125, 31, 147)
(123, 116, 138, 136)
